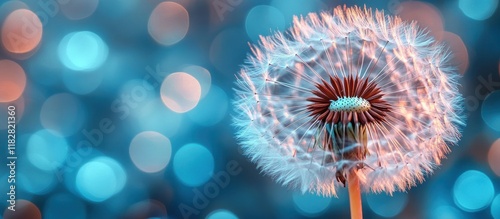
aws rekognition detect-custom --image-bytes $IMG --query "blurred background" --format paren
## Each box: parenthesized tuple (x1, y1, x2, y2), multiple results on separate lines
(0, 0, 499, 218)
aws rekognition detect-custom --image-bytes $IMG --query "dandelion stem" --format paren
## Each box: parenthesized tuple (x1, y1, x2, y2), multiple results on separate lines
(348, 169, 363, 219)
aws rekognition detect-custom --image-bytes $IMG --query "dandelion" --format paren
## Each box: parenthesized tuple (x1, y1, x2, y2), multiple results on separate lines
(233, 5, 465, 219)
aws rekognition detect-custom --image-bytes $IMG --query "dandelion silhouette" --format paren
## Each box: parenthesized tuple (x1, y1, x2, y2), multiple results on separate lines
(233, 5, 464, 218)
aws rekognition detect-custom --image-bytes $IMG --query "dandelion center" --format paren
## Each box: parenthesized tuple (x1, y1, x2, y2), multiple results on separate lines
(306, 75, 391, 185)
(306, 75, 391, 125)
(329, 97, 371, 112)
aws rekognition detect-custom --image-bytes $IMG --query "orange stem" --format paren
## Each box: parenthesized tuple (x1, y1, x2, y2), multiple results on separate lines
(348, 170, 363, 219)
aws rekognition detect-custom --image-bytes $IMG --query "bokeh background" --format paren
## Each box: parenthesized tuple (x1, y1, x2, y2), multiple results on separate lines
(0, 0, 499, 218)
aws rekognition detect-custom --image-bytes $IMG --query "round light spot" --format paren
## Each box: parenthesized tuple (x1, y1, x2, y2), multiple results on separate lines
(60, 0, 99, 20)
(62, 69, 103, 95)
(1, 9, 42, 54)
(245, 5, 285, 41)
(441, 32, 469, 74)
(188, 85, 228, 126)
(396, 1, 444, 39)
(58, 31, 109, 71)
(130, 131, 172, 173)
(292, 192, 331, 217)
(160, 72, 201, 113)
(182, 65, 211, 98)
(491, 194, 500, 219)
(366, 192, 408, 218)
(44, 193, 86, 219)
(3, 199, 41, 219)
(206, 209, 239, 219)
(76, 157, 127, 202)
(0, 60, 26, 102)
(27, 129, 69, 171)
(482, 91, 500, 131)
(453, 170, 494, 212)
(173, 143, 214, 187)
(430, 205, 465, 219)
(459, 0, 498, 20)
(488, 139, 500, 176)
(148, 2, 189, 46)
(40, 93, 86, 136)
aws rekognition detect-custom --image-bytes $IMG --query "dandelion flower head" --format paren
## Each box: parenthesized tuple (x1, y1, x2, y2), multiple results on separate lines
(233, 5, 465, 196)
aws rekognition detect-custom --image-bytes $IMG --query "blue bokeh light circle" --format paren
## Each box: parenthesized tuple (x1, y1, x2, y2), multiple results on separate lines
(188, 85, 228, 126)
(453, 170, 494, 212)
(430, 205, 466, 219)
(58, 31, 109, 71)
(459, 0, 498, 20)
(40, 93, 87, 137)
(76, 156, 127, 202)
(206, 209, 239, 219)
(292, 192, 331, 217)
(245, 5, 285, 41)
(27, 129, 69, 171)
(173, 143, 214, 187)
(482, 91, 500, 131)
(366, 192, 408, 218)
(491, 194, 500, 218)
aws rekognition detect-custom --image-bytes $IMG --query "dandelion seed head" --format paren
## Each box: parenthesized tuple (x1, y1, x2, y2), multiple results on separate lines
(233, 5, 465, 196)
(329, 97, 370, 112)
